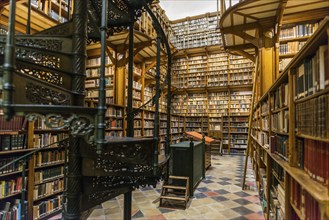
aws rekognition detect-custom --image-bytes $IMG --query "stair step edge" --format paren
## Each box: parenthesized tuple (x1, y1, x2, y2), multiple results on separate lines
(169, 175, 189, 180)
(162, 185, 186, 190)
(160, 196, 187, 201)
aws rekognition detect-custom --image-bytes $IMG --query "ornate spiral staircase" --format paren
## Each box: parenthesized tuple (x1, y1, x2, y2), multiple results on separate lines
(0, 0, 171, 219)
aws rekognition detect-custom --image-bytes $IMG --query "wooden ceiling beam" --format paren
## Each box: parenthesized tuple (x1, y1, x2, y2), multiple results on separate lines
(234, 11, 259, 22)
(225, 43, 256, 51)
(282, 7, 329, 24)
(275, 0, 288, 43)
(228, 29, 259, 47)
(221, 22, 261, 34)
(237, 0, 280, 11)
(230, 49, 255, 62)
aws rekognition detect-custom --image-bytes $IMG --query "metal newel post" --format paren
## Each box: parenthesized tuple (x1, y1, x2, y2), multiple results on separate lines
(153, 35, 161, 174)
(2, 0, 16, 121)
(124, 20, 135, 220)
(26, 0, 31, 34)
(96, 0, 108, 155)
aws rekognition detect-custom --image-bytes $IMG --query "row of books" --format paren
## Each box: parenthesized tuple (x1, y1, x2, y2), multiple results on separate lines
(0, 157, 23, 175)
(0, 177, 25, 199)
(86, 89, 113, 99)
(296, 139, 329, 185)
(271, 110, 289, 134)
(295, 93, 328, 138)
(280, 23, 319, 39)
(33, 179, 64, 200)
(0, 116, 24, 131)
(272, 160, 284, 181)
(270, 135, 289, 161)
(303, 190, 320, 220)
(87, 56, 112, 67)
(85, 77, 113, 89)
(294, 45, 329, 99)
(0, 200, 27, 220)
(271, 83, 289, 110)
(34, 167, 64, 184)
(106, 131, 123, 137)
(0, 134, 27, 151)
(35, 150, 65, 167)
(291, 178, 302, 210)
(143, 130, 154, 137)
(255, 131, 268, 147)
(279, 41, 306, 55)
(106, 107, 123, 118)
(33, 133, 68, 149)
(86, 66, 114, 78)
(33, 195, 62, 220)
(271, 184, 285, 220)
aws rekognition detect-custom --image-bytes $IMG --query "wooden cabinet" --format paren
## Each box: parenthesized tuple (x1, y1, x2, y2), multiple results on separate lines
(170, 141, 205, 196)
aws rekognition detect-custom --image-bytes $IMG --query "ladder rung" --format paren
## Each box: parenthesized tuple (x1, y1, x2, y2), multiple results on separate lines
(162, 185, 186, 190)
(160, 196, 187, 201)
(169, 175, 189, 180)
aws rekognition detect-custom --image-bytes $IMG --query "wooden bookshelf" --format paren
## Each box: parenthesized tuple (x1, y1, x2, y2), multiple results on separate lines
(249, 17, 329, 220)
(170, 12, 221, 50)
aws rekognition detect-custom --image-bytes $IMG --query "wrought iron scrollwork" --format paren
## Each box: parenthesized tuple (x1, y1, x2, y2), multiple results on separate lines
(86, 0, 153, 43)
(17, 63, 63, 86)
(0, 37, 63, 51)
(26, 113, 95, 144)
(26, 83, 70, 105)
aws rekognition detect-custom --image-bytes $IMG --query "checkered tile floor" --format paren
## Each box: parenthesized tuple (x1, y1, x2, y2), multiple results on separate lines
(88, 155, 265, 220)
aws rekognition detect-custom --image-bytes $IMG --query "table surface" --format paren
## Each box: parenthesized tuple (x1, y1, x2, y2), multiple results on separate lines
(185, 131, 216, 144)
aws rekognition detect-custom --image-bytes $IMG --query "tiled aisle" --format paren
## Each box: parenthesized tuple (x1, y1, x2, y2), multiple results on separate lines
(88, 155, 265, 220)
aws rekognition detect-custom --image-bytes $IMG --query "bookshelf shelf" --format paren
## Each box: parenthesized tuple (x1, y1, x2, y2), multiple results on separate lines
(0, 148, 34, 155)
(0, 131, 19, 135)
(295, 133, 329, 143)
(37, 207, 62, 220)
(0, 192, 21, 200)
(294, 87, 329, 104)
(271, 106, 288, 114)
(34, 161, 65, 170)
(271, 131, 289, 136)
(0, 170, 25, 178)
(34, 175, 64, 185)
(33, 190, 64, 202)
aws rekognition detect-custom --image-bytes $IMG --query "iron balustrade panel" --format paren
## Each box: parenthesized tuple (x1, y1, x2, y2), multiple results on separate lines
(80, 137, 155, 177)
(0, 36, 74, 75)
(12, 72, 73, 106)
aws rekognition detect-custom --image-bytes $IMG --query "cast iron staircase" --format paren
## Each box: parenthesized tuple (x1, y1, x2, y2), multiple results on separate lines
(0, 0, 171, 219)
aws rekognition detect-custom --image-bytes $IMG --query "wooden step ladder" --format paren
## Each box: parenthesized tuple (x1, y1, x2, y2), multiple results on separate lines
(159, 175, 190, 209)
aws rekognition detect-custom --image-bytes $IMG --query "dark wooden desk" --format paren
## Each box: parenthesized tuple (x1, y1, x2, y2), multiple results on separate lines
(170, 141, 205, 196)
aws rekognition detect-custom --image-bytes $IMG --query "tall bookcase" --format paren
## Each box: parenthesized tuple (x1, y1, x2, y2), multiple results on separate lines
(279, 21, 320, 74)
(250, 17, 329, 220)
(0, 115, 68, 219)
(0, 116, 28, 219)
(171, 49, 254, 154)
(170, 12, 221, 50)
